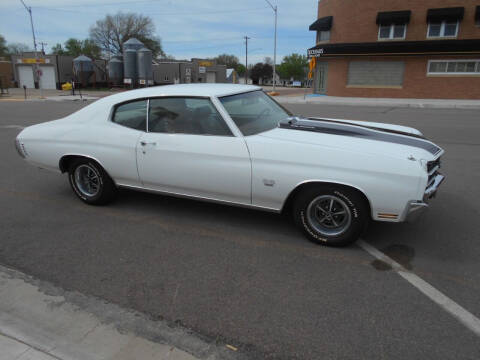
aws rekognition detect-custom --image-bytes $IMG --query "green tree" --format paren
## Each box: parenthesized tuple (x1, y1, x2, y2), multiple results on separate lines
(89, 12, 164, 57)
(51, 43, 66, 55)
(0, 35, 8, 57)
(51, 38, 101, 58)
(235, 63, 246, 76)
(214, 54, 239, 68)
(278, 53, 308, 81)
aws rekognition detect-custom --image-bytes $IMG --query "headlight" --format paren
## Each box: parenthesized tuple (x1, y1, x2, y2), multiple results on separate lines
(15, 138, 27, 158)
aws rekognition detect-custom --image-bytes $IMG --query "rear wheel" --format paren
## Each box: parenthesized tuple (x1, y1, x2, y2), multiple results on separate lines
(293, 185, 369, 246)
(68, 159, 117, 205)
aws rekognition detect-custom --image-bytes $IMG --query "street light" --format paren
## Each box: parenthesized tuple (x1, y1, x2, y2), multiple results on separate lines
(264, 0, 277, 92)
(19, 0, 42, 96)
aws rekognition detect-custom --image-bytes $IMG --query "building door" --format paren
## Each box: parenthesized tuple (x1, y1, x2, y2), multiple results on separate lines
(39, 66, 56, 89)
(206, 72, 216, 83)
(18, 65, 35, 88)
(315, 62, 328, 94)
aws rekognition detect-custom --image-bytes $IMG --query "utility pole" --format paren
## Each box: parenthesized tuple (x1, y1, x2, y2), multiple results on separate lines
(264, 0, 277, 92)
(39, 42, 47, 55)
(244, 36, 250, 84)
(19, 0, 42, 95)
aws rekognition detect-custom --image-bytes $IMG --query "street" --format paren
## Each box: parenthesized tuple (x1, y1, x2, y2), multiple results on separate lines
(1, 100, 479, 359)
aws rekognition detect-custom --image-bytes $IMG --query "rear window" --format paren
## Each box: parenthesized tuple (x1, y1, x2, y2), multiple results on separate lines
(112, 100, 147, 131)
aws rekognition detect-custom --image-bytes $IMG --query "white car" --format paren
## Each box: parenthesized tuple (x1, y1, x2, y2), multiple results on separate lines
(15, 84, 444, 246)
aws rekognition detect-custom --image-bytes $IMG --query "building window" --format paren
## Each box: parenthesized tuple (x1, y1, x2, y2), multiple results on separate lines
(164, 75, 169, 81)
(427, 21, 459, 38)
(347, 61, 405, 87)
(378, 24, 406, 40)
(428, 60, 480, 75)
(317, 30, 330, 42)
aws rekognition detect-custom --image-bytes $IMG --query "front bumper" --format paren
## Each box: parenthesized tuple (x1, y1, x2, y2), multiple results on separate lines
(404, 173, 445, 222)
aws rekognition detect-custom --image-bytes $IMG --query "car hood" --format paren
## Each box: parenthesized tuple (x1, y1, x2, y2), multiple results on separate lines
(258, 117, 443, 161)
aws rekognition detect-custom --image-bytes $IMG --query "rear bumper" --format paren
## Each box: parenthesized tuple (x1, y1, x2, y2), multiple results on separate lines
(404, 173, 445, 222)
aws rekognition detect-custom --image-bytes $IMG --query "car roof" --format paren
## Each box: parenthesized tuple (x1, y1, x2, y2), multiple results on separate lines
(101, 83, 262, 104)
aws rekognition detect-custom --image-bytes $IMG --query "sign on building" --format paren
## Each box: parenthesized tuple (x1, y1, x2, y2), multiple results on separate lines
(18, 58, 49, 64)
(199, 66, 206, 74)
(199, 61, 213, 67)
(307, 48, 325, 58)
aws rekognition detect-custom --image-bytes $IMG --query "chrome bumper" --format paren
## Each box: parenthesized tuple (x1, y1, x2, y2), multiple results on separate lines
(405, 173, 445, 222)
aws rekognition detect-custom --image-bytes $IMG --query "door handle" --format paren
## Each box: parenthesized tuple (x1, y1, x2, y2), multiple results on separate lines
(140, 141, 156, 146)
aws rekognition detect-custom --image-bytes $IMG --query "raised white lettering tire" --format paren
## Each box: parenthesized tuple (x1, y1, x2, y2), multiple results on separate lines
(293, 185, 369, 246)
(68, 159, 117, 205)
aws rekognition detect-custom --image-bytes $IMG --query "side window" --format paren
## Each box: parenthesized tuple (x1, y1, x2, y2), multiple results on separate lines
(112, 100, 147, 131)
(148, 97, 232, 136)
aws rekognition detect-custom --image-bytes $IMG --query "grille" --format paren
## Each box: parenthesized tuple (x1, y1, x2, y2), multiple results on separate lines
(427, 158, 441, 187)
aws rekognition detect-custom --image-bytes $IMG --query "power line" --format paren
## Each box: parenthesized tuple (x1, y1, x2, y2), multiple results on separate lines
(33, 5, 270, 16)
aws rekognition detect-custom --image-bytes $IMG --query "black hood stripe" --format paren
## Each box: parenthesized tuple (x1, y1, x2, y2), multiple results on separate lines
(279, 117, 441, 155)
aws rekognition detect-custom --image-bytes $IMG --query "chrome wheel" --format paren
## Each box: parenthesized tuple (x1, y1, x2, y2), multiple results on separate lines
(306, 195, 352, 236)
(74, 164, 100, 197)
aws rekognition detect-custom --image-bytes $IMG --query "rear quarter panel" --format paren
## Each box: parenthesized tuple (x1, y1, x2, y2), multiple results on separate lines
(19, 110, 142, 187)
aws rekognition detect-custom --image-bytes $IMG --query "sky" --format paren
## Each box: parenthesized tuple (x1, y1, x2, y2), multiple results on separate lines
(0, 0, 318, 64)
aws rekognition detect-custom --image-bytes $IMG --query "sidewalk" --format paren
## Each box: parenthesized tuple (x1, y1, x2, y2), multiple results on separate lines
(0, 88, 116, 102)
(0, 265, 239, 360)
(275, 94, 480, 109)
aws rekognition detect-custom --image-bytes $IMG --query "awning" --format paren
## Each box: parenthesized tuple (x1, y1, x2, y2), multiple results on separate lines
(426, 7, 464, 22)
(307, 39, 480, 57)
(376, 10, 411, 25)
(475, 6, 480, 22)
(309, 16, 333, 31)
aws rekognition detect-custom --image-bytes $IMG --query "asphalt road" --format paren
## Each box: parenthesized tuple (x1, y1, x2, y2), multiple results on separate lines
(0, 100, 479, 359)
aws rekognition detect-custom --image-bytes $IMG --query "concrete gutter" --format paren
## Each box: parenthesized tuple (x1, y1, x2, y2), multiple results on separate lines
(0, 265, 243, 360)
(276, 95, 480, 109)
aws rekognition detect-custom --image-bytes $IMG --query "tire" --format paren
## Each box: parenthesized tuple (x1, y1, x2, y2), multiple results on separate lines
(68, 158, 117, 205)
(293, 185, 369, 246)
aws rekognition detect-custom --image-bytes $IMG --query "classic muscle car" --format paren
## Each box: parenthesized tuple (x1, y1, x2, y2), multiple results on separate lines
(15, 84, 444, 246)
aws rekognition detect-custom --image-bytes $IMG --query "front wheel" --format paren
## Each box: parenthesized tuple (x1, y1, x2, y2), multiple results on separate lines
(293, 185, 369, 246)
(68, 159, 117, 205)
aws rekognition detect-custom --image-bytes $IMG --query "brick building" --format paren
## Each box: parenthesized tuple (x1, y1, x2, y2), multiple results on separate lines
(308, 0, 480, 99)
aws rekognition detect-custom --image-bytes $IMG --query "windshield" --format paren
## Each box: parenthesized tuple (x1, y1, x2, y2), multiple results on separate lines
(219, 90, 292, 136)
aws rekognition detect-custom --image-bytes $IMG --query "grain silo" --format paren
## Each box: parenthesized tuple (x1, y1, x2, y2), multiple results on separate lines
(123, 49, 137, 87)
(73, 55, 93, 87)
(108, 57, 124, 86)
(123, 38, 145, 51)
(137, 47, 153, 86)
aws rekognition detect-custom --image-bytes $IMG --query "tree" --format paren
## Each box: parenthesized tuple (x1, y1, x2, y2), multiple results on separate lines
(214, 54, 239, 68)
(249, 62, 273, 84)
(264, 56, 273, 65)
(51, 43, 67, 55)
(7, 42, 31, 55)
(89, 12, 164, 57)
(278, 53, 308, 81)
(0, 35, 8, 57)
(50, 38, 101, 58)
(235, 63, 246, 76)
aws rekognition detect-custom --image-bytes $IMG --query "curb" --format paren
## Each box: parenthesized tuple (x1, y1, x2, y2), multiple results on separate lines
(275, 96, 480, 109)
(0, 265, 245, 360)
